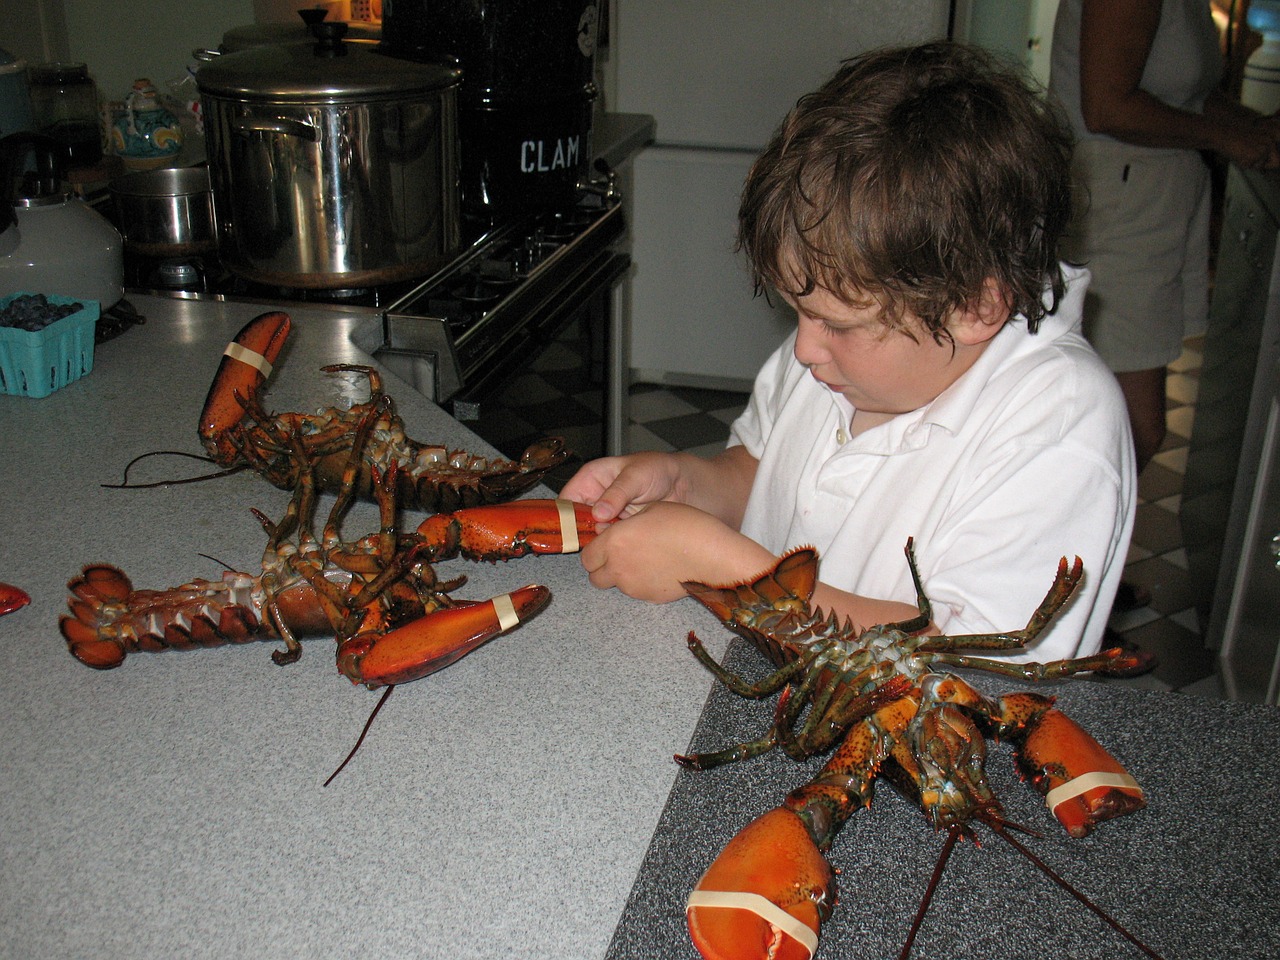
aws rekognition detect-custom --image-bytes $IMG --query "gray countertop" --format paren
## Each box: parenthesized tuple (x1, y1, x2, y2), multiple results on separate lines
(3, 294, 1279, 960)
(607, 645, 1280, 960)
(0, 295, 719, 960)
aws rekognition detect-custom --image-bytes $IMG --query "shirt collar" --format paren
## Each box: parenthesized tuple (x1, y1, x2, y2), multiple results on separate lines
(902, 264, 1089, 439)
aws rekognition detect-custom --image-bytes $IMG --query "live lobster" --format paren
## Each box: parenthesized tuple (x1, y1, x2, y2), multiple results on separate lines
(61, 310, 599, 692)
(1, 582, 29, 616)
(195, 311, 569, 513)
(62, 438, 596, 688)
(679, 542, 1156, 960)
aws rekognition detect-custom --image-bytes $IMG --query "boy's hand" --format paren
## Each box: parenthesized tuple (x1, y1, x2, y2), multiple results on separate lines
(578, 502, 773, 603)
(560, 452, 685, 522)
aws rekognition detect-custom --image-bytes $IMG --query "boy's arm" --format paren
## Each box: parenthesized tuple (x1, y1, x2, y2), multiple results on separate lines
(808, 581, 936, 637)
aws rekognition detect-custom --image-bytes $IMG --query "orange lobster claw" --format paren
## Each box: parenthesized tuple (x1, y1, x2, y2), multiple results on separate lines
(199, 311, 292, 465)
(687, 808, 834, 960)
(416, 499, 599, 562)
(339, 584, 551, 688)
(1017, 706, 1146, 838)
(0, 581, 31, 616)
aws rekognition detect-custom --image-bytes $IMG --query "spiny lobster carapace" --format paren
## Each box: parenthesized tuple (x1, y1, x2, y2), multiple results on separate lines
(678, 542, 1155, 960)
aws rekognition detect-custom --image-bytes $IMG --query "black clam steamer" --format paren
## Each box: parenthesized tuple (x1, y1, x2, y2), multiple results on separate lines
(380, 0, 601, 218)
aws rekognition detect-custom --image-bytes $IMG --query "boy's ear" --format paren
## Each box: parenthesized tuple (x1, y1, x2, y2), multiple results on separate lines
(951, 278, 1011, 346)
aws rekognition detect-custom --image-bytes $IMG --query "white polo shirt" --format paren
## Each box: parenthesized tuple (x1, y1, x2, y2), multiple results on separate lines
(729, 265, 1135, 662)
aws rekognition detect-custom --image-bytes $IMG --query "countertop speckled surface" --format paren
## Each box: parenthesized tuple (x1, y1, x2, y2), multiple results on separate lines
(0, 295, 721, 960)
(4, 295, 1279, 960)
(607, 644, 1280, 960)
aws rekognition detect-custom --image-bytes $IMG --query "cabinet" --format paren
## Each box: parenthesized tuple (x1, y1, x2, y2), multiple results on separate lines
(1181, 166, 1280, 700)
(1217, 358, 1280, 703)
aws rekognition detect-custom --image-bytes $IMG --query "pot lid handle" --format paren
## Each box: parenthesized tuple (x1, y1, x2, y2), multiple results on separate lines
(309, 20, 350, 58)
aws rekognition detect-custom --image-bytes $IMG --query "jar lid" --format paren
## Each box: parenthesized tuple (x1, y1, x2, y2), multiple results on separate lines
(195, 33, 460, 103)
(0, 47, 26, 74)
(29, 61, 90, 83)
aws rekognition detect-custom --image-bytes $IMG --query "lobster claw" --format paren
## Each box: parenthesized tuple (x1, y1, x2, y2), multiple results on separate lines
(0, 581, 30, 616)
(1015, 705, 1146, 838)
(687, 808, 834, 960)
(198, 311, 292, 465)
(337, 584, 551, 688)
(416, 499, 599, 562)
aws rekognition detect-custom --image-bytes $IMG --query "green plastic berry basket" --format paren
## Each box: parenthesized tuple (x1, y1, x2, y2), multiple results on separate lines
(0, 294, 100, 398)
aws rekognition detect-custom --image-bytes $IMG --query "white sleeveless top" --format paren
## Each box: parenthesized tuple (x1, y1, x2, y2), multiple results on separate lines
(1049, 0, 1223, 142)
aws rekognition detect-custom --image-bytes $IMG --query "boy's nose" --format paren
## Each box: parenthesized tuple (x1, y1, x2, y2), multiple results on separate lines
(793, 322, 828, 367)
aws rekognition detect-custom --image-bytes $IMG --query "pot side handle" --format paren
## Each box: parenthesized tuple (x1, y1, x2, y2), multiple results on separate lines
(230, 117, 319, 142)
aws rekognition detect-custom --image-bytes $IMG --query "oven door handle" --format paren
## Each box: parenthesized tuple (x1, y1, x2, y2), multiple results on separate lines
(230, 116, 320, 142)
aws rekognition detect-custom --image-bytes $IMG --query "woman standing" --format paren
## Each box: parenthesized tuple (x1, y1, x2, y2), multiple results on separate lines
(1050, 0, 1280, 622)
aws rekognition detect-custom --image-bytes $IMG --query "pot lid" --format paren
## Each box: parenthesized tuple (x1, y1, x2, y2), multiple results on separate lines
(196, 26, 459, 103)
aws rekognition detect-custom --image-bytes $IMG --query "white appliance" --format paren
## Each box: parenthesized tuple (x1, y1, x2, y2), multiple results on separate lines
(615, 0, 952, 390)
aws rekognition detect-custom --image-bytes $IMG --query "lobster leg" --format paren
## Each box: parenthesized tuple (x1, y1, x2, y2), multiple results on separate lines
(336, 583, 551, 688)
(415, 498, 599, 562)
(198, 311, 292, 465)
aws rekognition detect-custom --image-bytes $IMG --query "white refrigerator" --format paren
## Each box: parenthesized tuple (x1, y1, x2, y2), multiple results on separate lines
(614, 0, 953, 389)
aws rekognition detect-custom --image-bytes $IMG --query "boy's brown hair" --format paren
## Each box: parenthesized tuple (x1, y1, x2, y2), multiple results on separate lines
(738, 41, 1073, 339)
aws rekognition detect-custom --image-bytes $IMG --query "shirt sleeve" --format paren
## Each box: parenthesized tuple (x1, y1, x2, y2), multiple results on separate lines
(728, 332, 798, 457)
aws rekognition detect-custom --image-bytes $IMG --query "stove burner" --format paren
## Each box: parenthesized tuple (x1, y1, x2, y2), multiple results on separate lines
(448, 273, 504, 307)
(154, 259, 206, 291)
(541, 210, 593, 242)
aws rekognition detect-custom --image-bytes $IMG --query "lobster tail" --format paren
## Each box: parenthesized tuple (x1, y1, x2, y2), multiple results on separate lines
(407, 437, 573, 514)
(60, 565, 135, 669)
(60, 566, 292, 671)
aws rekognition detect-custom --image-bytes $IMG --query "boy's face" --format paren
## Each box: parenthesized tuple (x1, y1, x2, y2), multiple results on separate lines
(783, 284, 994, 416)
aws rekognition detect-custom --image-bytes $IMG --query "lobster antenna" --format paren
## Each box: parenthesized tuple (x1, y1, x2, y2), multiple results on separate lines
(988, 822, 1165, 960)
(324, 684, 396, 787)
(898, 824, 961, 960)
(197, 553, 236, 572)
(101, 450, 246, 489)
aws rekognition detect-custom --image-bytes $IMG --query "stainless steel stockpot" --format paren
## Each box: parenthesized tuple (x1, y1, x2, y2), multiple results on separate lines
(196, 30, 461, 289)
(109, 166, 216, 257)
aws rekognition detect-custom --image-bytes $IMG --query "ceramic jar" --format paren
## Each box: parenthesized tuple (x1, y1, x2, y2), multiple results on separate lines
(111, 79, 183, 170)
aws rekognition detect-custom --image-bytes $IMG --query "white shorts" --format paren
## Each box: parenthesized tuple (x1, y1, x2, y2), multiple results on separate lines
(1060, 138, 1211, 373)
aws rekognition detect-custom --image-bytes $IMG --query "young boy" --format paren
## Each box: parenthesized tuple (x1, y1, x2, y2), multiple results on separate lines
(561, 41, 1135, 663)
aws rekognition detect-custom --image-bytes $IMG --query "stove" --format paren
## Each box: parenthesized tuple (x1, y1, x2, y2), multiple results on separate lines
(378, 195, 626, 402)
(120, 176, 633, 459)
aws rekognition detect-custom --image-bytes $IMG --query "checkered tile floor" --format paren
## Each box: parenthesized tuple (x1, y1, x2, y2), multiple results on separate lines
(1106, 336, 1221, 697)
(467, 324, 1221, 698)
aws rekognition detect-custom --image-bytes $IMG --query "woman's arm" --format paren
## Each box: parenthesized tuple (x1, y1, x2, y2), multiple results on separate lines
(1078, 0, 1280, 167)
